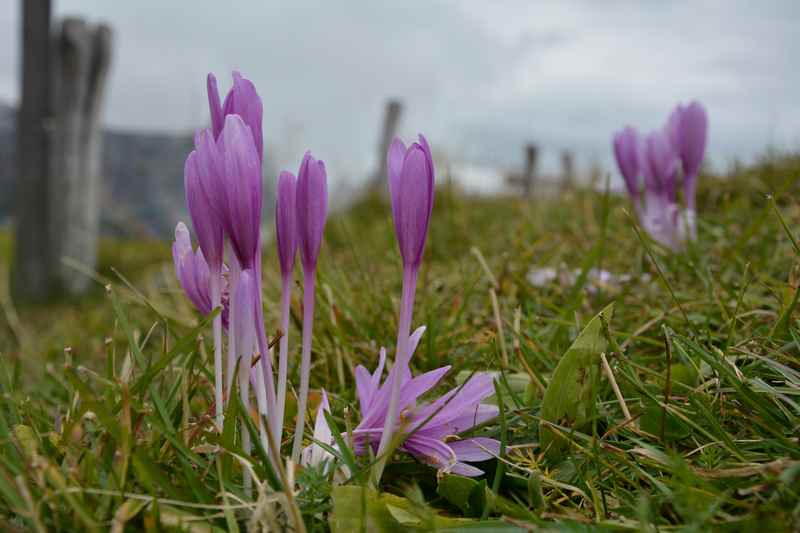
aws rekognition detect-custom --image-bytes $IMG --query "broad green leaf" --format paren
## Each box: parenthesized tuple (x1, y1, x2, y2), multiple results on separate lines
(539, 303, 614, 459)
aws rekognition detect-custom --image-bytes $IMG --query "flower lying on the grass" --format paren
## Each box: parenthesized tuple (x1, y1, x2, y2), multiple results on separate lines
(613, 100, 707, 250)
(351, 327, 500, 477)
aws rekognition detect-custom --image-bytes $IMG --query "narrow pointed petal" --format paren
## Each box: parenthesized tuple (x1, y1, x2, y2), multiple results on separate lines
(404, 435, 457, 471)
(447, 438, 501, 462)
(221, 71, 264, 160)
(206, 73, 224, 139)
(219, 115, 262, 268)
(302, 390, 335, 467)
(612, 126, 640, 200)
(184, 151, 223, 270)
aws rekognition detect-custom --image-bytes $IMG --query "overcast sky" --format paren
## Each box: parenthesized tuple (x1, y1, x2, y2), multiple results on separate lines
(2, 1, 799, 188)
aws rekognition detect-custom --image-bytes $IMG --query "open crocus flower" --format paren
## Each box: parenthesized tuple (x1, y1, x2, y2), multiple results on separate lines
(353, 327, 500, 477)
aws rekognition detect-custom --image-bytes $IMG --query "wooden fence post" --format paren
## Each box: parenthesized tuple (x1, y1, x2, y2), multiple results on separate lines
(12, 7, 113, 301)
(12, 0, 52, 303)
(372, 99, 403, 186)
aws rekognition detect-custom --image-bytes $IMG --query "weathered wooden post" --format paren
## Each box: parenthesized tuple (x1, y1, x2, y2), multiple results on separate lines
(12, 4, 113, 301)
(12, 0, 52, 302)
(560, 149, 575, 191)
(49, 19, 113, 294)
(372, 99, 403, 186)
(522, 143, 538, 197)
(504, 143, 538, 197)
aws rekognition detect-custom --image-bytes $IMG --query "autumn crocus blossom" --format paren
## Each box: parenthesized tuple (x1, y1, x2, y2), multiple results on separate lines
(327, 328, 500, 477)
(291, 151, 329, 463)
(375, 134, 435, 480)
(613, 101, 707, 250)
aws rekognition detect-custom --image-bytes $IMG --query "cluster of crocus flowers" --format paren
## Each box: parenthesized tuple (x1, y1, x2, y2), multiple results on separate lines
(301, 135, 500, 481)
(173, 72, 328, 469)
(613, 101, 708, 250)
(174, 72, 498, 486)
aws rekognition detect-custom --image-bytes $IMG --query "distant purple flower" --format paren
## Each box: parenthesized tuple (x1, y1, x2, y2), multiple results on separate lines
(612, 126, 640, 201)
(354, 327, 500, 477)
(667, 101, 708, 211)
(388, 134, 435, 270)
(172, 222, 229, 327)
(296, 151, 328, 271)
(207, 71, 264, 160)
(612, 102, 708, 251)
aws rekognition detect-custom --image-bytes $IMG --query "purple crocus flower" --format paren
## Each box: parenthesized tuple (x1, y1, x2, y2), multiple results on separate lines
(612, 126, 641, 203)
(613, 102, 707, 251)
(388, 135, 435, 270)
(376, 134, 436, 481)
(291, 151, 329, 462)
(353, 327, 500, 477)
(296, 152, 328, 272)
(275, 170, 298, 446)
(172, 222, 229, 327)
(667, 101, 708, 213)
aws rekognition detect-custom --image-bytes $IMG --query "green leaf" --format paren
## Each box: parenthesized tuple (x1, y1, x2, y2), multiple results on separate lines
(539, 303, 614, 460)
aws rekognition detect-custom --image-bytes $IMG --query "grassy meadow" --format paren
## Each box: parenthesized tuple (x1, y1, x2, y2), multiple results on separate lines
(1, 154, 799, 531)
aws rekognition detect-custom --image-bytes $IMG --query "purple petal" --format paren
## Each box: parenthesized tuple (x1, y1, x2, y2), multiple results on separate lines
(678, 101, 707, 211)
(612, 126, 640, 200)
(184, 151, 224, 270)
(296, 151, 328, 271)
(360, 364, 450, 430)
(401, 326, 426, 382)
(275, 170, 298, 277)
(447, 437, 500, 462)
(219, 115, 262, 268)
(449, 462, 485, 477)
(417, 404, 499, 439)
(220, 71, 263, 160)
(354, 365, 374, 415)
(206, 73, 224, 140)
(404, 434, 457, 471)
(410, 372, 496, 432)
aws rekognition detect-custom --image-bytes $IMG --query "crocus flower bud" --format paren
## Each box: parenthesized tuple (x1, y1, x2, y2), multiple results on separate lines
(296, 151, 328, 271)
(207, 71, 264, 160)
(173, 222, 212, 315)
(184, 150, 224, 271)
(669, 101, 707, 180)
(612, 126, 640, 201)
(275, 171, 298, 278)
(218, 115, 263, 269)
(388, 134, 435, 270)
(173, 222, 229, 327)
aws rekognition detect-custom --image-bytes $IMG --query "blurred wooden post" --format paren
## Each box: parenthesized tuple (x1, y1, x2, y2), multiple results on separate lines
(560, 149, 575, 190)
(12, 7, 112, 301)
(504, 143, 538, 197)
(12, 0, 52, 303)
(372, 99, 402, 186)
(523, 144, 538, 197)
(49, 19, 113, 294)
